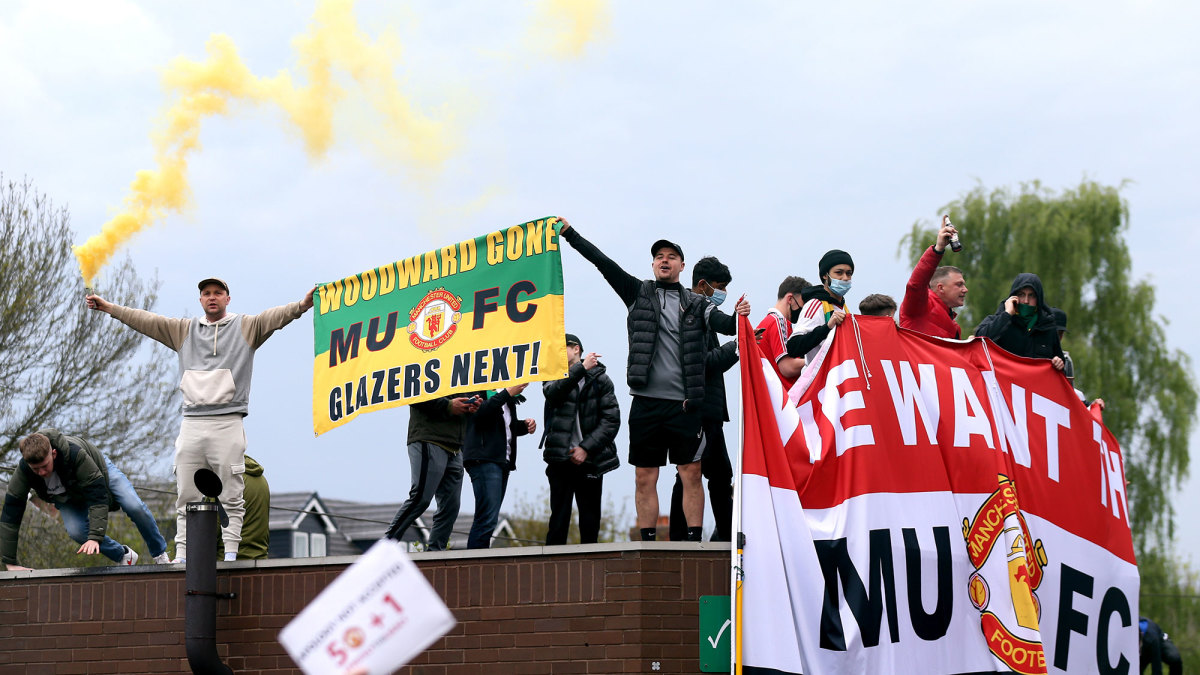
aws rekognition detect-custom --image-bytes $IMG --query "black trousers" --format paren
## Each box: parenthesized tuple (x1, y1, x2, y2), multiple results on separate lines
(669, 417, 733, 542)
(545, 462, 604, 545)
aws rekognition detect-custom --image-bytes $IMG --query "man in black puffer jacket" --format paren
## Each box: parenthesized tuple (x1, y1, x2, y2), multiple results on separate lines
(975, 273, 1066, 371)
(541, 334, 621, 545)
(558, 219, 750, 542)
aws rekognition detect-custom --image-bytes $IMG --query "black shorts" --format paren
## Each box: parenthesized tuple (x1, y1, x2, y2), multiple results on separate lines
(628, 396, 705, 467)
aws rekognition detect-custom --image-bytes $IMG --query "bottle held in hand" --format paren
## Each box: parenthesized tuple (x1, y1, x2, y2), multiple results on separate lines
(945, 215, 963, 252)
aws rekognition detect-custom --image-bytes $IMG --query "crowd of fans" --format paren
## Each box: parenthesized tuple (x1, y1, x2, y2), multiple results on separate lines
(2, 215, 1100, 572)
(2, 216, 1181, 670)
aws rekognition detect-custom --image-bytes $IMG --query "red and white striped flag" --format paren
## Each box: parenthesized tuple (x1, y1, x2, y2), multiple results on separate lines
(736, 314, 1138, 675)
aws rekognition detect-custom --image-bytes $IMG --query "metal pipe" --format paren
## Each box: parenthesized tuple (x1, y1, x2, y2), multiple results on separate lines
(185, 502, 234, 675)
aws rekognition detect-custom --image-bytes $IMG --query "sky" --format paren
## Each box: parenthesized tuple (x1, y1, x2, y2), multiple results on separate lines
(2, 1, 1198, 560)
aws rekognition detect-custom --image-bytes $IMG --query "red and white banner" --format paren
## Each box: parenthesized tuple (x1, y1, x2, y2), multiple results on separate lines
(737, 314, 1138, 675)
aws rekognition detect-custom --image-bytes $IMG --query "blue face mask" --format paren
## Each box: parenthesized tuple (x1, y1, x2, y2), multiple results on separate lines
(708, 289, 727, 306)
(829, 279, 852, 297)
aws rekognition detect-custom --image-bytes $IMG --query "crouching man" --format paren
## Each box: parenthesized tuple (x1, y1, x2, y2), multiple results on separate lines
(2, 429, 170, 569)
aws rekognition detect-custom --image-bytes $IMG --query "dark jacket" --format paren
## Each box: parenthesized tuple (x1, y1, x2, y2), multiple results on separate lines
(407, 395, 472, 450)
(561, 227, 736, 410)
(541, 361, 621, 476)
(1139, 617, 1182, 675)
(704, 336, 739, 423)
(463, 389, 530, 471)
(785, 285, 846, 358)
(974, 273, 1065, 362)
(1, 429, 115, 565)
(238, 455, 270, 560)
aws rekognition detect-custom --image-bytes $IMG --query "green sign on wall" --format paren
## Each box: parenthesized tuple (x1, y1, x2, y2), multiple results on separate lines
(699, 595, 731, 672)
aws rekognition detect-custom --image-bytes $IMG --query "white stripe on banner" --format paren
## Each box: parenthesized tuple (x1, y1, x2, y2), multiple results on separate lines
(741, 477, 1139, 675)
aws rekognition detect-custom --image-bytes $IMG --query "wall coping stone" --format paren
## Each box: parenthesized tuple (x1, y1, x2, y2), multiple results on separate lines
(1, 540, 733, 581)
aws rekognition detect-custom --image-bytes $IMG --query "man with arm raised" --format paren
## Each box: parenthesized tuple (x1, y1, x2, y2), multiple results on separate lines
(88, 277, 313, 562)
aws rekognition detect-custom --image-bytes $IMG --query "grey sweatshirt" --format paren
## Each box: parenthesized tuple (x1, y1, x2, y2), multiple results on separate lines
(108, 302, 305, 416)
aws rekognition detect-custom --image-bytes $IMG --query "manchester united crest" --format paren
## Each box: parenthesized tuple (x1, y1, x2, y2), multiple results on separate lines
(407, 288, 462, 352)
(962, 474, 1050, 675)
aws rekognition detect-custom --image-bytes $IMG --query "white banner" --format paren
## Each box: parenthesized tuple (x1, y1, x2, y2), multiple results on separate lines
(279, 539, 455, 674)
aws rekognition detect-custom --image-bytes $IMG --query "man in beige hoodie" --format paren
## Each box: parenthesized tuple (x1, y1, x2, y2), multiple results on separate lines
(88, 278, 313, 561)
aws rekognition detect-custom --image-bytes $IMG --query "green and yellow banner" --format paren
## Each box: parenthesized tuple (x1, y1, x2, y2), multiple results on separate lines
(312, 217, 568, 435)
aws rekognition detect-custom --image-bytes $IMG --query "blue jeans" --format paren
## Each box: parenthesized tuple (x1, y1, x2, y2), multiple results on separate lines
(466, 462, 509, 549)
(58, 457, 169, 561)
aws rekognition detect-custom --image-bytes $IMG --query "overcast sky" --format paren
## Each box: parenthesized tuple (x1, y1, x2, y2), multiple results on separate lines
(3, 1, 1197, 561)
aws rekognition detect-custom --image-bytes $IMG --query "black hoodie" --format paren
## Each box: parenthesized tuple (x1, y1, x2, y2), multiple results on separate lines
(974, 273, 1065, 361)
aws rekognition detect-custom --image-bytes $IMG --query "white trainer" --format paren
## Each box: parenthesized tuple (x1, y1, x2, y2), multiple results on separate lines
(153, 552, 171, 564)
(120, 546, 139, 566)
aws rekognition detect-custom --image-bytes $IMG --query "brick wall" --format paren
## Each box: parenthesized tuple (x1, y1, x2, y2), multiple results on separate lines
(0, 542, 732, 674)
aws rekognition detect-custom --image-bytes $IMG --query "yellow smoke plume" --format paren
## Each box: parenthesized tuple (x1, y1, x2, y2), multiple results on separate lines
(528, 0, 611, 60)
(74, 0, 454, 284)
(75, 0, 611, 284)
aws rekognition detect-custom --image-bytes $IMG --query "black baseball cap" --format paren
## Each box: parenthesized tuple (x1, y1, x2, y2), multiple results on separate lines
(1051, 308, 1069, 332)
(650, 239, 684, 262)
(565, 333, 582, 348)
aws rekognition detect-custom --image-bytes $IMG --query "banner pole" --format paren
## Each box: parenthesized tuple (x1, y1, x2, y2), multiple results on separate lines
(731, 309, 747, 675)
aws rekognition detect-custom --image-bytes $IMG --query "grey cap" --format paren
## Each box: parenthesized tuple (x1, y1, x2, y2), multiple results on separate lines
(198, 277, 230, 293)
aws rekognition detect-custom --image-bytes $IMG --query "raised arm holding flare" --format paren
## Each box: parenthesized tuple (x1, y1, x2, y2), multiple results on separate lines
(87, 278, 314, 562)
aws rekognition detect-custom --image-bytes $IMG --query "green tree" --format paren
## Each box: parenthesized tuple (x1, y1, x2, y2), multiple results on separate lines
(1, 175, 179, 484)
(1138, 549, 1200, 667)
(900, 180, 1197, 554)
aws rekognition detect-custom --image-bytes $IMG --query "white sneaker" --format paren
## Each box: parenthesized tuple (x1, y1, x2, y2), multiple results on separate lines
(153, 553, 171, 564)
(223, 552, 237, 562)
(171, 557, 186, 564)
(120, 546, 139, 566)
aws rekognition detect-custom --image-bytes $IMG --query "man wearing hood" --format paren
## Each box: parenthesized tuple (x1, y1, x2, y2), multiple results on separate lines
(87, 278, 314, 562)
(541, 334, 620, 545)
(786, 250, 854, 365)
(236, 455, 270, 560)
(974, 273, 1065, 369)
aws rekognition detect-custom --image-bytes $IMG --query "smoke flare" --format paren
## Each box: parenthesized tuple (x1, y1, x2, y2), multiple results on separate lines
(74, 0, 453, 284)
(74, 0, 610, 284)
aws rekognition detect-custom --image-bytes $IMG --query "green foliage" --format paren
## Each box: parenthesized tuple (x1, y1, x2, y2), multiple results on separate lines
(1138, 548, 1200, 667)
(503, 490, 633, 546)
(0, 175, 180, 477)
(900, 180, 1197, 554)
